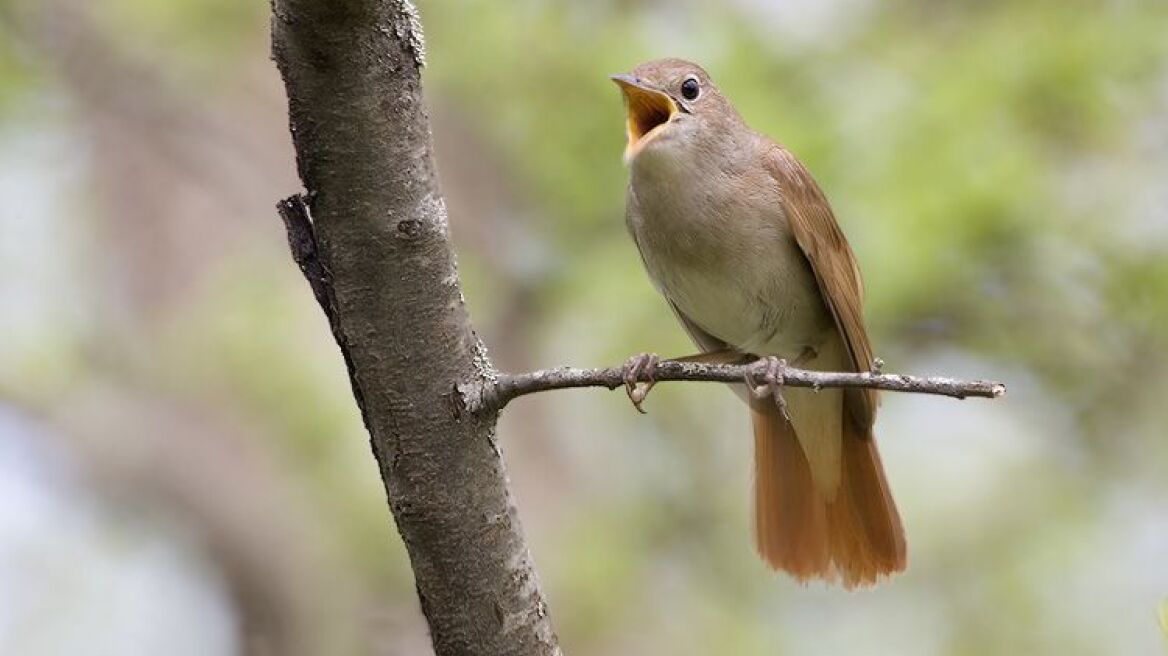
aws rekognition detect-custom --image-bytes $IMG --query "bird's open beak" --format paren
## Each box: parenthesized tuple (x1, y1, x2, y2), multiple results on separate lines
(611, 74, 680, 163)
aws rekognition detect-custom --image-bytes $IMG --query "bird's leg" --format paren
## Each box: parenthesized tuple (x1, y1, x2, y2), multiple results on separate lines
(622, 348, 745, 413)
(745, 356, 791, 422)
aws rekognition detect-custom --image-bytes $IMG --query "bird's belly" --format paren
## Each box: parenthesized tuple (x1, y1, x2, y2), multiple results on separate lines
(645, 245, 831, 358)
(627, 161, 835, 359)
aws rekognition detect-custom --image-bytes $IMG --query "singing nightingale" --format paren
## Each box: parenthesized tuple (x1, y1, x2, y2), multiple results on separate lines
(612, 58, 906, 587)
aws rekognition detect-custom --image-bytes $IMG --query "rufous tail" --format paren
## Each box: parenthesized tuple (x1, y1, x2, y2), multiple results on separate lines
(749, 396, 906, 588)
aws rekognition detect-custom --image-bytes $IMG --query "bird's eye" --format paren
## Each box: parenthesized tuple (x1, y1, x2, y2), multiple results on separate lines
(681, 76, 700, 101)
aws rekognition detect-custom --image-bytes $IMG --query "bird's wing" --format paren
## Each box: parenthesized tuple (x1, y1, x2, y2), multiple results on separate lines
(763, 144, 876, 429)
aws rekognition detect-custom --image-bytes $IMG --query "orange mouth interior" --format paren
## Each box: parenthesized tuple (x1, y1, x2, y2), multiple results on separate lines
(626, 89, 675, 143)
(614, 80, 678, 158)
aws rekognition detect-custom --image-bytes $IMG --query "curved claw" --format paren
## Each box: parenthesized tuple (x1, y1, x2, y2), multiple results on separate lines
(621, 353, 660, 414)
(745, 356, 791, 422)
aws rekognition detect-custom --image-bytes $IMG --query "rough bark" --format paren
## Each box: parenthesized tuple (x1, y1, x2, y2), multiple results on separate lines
(270, 2, 559, 655)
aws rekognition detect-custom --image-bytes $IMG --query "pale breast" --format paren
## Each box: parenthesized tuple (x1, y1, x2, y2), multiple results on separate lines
(627, 152, 834, 357)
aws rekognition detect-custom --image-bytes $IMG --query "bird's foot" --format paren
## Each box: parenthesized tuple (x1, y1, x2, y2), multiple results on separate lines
(746, 356, 791, 422)
(621, 353, 660, 414)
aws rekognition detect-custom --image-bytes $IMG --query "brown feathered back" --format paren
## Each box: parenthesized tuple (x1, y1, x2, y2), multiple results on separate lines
(764, 144, 877, 429)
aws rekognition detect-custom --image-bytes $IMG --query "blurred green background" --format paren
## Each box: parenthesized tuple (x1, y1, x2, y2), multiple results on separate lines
(1, 0, 1166, 654)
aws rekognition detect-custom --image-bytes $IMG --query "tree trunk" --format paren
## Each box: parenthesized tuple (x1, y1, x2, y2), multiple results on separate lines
(270, 1, 560, 654)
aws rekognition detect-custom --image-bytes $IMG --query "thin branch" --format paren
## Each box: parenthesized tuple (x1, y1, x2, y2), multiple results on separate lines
(463, 359, 1005, 414)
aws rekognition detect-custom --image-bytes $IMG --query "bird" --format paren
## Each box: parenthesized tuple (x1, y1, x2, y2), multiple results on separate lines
(611, 58, 905, 587)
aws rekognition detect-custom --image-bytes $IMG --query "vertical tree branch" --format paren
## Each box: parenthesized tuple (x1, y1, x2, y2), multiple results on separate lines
(270, 2, 560, 654)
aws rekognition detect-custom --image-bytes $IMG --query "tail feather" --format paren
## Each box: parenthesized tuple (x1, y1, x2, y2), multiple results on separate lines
(827, 416, 906, 587)
(750, 397, 906, 587)
(751, 397, 829, 578)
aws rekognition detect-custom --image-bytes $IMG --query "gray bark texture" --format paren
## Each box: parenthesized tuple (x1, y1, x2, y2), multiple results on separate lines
(270, 2, 560, 655)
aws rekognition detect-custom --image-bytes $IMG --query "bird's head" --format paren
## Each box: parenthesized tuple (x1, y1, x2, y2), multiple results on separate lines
(611, 58, 741, 166)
